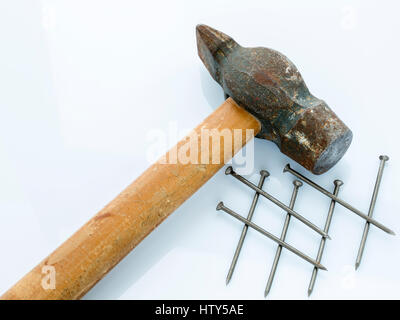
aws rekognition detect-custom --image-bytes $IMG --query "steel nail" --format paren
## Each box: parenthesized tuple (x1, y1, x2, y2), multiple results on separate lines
(308, 179, 343, 296)
(265, 180, 303, 297)
(226, 169, 270, 285)
(355, 155, 389, 270)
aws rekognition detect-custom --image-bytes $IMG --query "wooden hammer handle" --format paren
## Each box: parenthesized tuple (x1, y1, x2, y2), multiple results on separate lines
(1, 98, 260, 299)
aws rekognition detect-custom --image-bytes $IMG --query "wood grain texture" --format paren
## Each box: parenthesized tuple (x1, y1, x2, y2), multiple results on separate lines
(1, 98, 260, 300)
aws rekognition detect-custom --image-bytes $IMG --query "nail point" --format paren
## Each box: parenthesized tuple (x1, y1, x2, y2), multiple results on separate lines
(319, 264, 328, 271)
(325, 233, 331, 240)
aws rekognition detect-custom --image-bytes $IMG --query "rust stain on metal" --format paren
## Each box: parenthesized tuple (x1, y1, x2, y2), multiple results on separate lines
(196, 24, 352, 174)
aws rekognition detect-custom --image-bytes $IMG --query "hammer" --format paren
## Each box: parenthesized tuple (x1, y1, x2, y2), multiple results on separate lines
(1, 25, 352, 300)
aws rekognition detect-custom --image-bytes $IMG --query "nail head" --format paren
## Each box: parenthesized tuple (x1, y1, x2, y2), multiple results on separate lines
(260, 170, 270, 178)
(334, 179, 344, 186)
(293, 180, 303, 187)
(379, 155, 389, 161)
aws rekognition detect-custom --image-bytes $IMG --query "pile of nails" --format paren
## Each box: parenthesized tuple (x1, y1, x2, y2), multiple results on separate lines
(216, 155, 392, 296)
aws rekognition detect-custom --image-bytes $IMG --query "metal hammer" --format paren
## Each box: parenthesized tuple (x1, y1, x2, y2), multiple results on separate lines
(197, 25, 352, 174)
(1, 25, 352, 299)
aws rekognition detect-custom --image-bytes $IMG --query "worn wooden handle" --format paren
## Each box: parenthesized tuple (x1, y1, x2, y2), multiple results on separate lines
(1, 98, 261, 300)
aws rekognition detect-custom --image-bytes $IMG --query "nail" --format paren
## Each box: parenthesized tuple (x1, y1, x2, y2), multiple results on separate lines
(355, 155, 389, 270)
(265, 180, 303, 297)
(308, 179, 343, 296)
(226, 169, 270, 285)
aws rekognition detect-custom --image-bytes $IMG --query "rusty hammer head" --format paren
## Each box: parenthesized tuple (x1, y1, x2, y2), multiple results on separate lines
(196, 24, 352, 175)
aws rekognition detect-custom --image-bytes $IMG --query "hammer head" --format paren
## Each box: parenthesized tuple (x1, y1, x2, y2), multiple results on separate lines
(196, 24, 352, 175)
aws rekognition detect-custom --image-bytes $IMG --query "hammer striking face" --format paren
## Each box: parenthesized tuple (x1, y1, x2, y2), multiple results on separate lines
(196, 24, 352, 174)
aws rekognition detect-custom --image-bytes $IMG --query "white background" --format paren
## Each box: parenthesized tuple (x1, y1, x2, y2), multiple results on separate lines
(0, 0, 399, 299)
